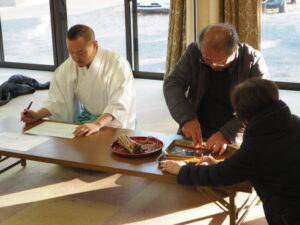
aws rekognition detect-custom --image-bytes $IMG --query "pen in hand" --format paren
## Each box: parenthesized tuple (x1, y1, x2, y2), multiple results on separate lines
(21, 101, 33, 121)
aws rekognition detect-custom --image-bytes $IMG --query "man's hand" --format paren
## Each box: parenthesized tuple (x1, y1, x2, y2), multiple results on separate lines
(181, 119, 203, 148)
(21, 108, 51, 123)
(160, 160, 186, 175)
(206, 131, 228, 155)
(74, 113, 114, 137)
(73, 122, 102, 137)
(21, 110, 41, 123)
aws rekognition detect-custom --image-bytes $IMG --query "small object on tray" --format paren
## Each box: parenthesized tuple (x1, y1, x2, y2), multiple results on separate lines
(157, 139, 238, 163)
(112, 135, 164, 158)
(164, 139, 212, 157)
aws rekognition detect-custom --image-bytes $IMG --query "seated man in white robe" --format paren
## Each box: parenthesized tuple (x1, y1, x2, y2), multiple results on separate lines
(21, 24, 136, 137)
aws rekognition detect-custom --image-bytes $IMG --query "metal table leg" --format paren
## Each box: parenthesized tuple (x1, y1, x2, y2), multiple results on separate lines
(0, 156, 26, 174)
(197, 186, 260, 225)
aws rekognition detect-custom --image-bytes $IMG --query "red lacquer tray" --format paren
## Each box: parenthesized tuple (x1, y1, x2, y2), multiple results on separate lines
(112, 136, 164, 158)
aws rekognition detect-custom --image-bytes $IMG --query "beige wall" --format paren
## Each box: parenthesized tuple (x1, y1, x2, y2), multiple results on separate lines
(186, 0, 220, 45)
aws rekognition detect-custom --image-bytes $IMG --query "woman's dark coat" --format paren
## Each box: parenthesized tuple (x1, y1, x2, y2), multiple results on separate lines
(178, 100, 300, 225)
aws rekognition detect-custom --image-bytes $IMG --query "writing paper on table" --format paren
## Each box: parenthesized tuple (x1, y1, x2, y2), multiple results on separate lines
(25, 121, 78, 139)
(0, 132, 49, 151)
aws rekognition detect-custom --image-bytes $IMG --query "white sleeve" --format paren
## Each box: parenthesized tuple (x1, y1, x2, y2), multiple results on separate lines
(44, 60, 80, 122)
(103, 57, 136, 129)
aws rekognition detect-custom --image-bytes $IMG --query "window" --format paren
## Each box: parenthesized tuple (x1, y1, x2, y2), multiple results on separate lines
(66, 0, 169, 79)
(0, 0, 54, 69)
(0, 0, 169, 79)
(66, 0, 126, 58)
(261, 1, 300, 88)
(136, 0, 169, 74)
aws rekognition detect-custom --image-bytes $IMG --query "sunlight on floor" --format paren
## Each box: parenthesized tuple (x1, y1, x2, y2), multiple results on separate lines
(0, 173, 123, 208)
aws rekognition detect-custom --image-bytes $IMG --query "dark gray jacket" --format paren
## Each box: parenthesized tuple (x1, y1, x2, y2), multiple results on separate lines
(163, 42, 269, 142)
(0, 74, 49, 106)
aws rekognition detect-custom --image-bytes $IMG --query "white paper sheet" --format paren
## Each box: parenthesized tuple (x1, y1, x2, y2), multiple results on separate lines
(0, 132, 49, 151)
(25, 121, 78, 139)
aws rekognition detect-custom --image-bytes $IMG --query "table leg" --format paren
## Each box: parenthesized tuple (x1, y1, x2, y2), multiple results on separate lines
(229, 191, 237, 225)
(197, 186, 259, 225)
(0, 156, 26, 174)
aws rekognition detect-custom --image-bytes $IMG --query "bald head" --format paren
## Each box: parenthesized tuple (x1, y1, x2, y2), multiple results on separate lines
(67, 24, 95, 44)
(199, 23, 239, 55)
(66, 24, 98, 68)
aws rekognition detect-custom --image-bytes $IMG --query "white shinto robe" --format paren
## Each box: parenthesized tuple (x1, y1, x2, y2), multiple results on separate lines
(44, 47, 136, 129)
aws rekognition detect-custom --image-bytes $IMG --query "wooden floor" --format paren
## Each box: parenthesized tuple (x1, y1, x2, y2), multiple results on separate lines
(3, 67, 298, 225)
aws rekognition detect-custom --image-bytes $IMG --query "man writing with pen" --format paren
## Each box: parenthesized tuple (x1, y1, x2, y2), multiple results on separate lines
(21, 24, 136, 137)
(21, 101, 33, 121)
(163, 23, 269, 155)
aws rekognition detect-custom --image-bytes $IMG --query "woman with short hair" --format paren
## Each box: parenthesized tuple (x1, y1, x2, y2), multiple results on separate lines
(161, 78, 300, 225)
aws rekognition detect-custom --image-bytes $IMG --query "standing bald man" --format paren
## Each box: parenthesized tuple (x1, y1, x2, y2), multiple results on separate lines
(163, 23, 269, 154)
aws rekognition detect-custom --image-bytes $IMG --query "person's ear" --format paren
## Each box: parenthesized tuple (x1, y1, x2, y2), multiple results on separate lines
(93, 40, 98, 48)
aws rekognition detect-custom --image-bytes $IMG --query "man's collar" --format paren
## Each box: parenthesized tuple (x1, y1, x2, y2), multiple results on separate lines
(227, 45, 240, 74)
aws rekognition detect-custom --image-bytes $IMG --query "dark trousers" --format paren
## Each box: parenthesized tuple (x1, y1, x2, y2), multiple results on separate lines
(266, 207, 300, 225)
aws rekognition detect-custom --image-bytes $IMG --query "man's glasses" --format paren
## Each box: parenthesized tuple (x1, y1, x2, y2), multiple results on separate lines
(200, 50, 237, 67)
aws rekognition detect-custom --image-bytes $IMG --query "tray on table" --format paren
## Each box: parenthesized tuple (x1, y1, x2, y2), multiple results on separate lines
(157, 139, 239, 163)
